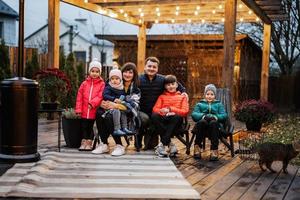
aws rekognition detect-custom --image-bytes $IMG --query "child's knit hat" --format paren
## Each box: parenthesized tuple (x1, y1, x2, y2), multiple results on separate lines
(89, 58, 102, 73)
(109, 68, 122, 80)
(204, 84, 217, 95)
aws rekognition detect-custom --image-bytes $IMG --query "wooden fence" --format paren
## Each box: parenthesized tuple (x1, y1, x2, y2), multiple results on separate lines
(269, 74, 300, 112)
(8, 47, 48, 75)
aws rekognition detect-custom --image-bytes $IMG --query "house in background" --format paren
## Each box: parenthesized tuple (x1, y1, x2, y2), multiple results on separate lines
(0, 0, 18, 46)
(25, 18, 114, 68)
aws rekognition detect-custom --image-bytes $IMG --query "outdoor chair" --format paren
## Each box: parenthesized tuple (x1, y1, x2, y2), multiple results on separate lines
(188, 88, 235, 157)
(172, 117, 191, 155)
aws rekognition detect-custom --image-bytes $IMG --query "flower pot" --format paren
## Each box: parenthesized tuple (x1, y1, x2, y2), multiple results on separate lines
(41, 102, 59, 110)
(62, 117, 82, 148)
(245, 120, 262, 132)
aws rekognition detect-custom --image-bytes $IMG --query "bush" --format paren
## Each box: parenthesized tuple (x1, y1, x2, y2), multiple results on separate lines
(234, 99, 275, 124)
(25, 50, 39, 79)
(61, 53, 78, 108)
(0, 39, 11, 81)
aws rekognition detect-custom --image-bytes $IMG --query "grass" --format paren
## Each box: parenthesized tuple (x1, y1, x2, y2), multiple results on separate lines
(263, 113, 300, 165)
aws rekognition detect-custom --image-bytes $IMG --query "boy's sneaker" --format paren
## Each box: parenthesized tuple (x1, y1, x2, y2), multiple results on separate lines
(111, 144, 125, 156)
(122, 128, 134, 135)
(155, 143, 168, 157)
(92, 143, 109, 154)
(209, 150, 219, 161)
(113, 129, 126, 136)
(169, 142, 178, 157)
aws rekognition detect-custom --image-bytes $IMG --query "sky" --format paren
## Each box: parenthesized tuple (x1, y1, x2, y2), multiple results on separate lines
(3, 0, 174, 37)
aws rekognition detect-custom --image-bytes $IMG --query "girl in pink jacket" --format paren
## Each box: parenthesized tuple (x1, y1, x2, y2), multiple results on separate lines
(76, 59, 105, 151)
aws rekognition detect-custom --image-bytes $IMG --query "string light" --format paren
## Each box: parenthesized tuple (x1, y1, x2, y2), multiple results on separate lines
(155, 19, 159, 23)
(84, 0, 88, 3)
(212, 10, 216, 14)
(188, 19, 192, 23)
(239, 4, 243, 8)
(156, 7, 160, 12)
(196, 6, 200, 10)
(157, 12, 161, 17)
(171, 19, 175, 23)
(124, 13, 128, 17)
(176, 6, 180, 11)
(221, 18, 225, 22)
(194, 11, 199, 15)
(256, 17, 260, 22)
(140, 12, 144, 17)
(138, 8, 142, 13)
(219, 5, 223, 9)
(119, 9, 124, 14)
(240, 18, 244, 22)
(201, 19, 205, 23)
(248, 10, 253, 14)
(175, 11, 179, 16)
(138, 19, 142, 24)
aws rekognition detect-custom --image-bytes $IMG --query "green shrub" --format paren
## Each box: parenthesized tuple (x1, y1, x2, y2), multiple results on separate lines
(25, 50, 39, 78)
(0, 40, 11, 81)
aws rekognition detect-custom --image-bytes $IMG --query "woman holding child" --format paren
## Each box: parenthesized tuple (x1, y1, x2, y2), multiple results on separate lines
(93, 62, 140, 156)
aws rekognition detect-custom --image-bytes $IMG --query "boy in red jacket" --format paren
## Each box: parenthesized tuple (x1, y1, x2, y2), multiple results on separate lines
(152, 75, 189, 157)
(76, 59, 105, 151)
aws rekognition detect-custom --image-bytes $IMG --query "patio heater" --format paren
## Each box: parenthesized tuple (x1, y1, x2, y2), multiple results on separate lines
(0, 0, 40, 162)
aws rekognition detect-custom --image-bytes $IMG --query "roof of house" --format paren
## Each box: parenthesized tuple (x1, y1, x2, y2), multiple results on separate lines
(25, 18, 113, 47)
(0, 0, 18, 18)
(95, 34, 252, 43)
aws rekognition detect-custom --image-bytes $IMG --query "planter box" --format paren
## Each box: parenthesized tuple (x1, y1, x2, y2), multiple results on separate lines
(62, 117, 82, 148)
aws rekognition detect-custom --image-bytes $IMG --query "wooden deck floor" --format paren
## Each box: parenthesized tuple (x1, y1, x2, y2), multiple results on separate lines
(1, 118, 300, 200)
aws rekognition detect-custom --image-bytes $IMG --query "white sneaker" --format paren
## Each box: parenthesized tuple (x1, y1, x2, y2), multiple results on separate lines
(92, 143, 109, 154)
(111, 144, 125, 156)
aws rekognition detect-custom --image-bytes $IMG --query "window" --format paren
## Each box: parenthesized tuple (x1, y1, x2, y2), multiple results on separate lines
(74, 51, 86, 63)
(101, 51, 107, 65)
(0, 22, 4, 40)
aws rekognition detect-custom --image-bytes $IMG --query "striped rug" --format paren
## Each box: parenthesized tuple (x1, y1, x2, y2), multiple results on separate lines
(0, 149, 200, 199)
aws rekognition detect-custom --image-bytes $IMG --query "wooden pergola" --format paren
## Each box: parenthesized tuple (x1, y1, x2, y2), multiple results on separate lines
(48, 0, 287, 101)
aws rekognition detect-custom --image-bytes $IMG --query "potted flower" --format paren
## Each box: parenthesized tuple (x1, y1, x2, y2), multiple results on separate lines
(62, 108, 82, 148)
(234, 99, 275, 131)
(34, 68, 71, 110)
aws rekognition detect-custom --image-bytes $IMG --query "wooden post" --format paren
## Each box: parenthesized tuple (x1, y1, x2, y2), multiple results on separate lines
(48, 0, 60, 69)
(137, 23, 146, 74)
(260, 24, 271, 101)
(222, 0, 237, 118)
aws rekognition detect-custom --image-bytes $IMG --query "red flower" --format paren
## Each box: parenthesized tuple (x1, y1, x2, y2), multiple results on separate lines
(34, 68, 71, 102)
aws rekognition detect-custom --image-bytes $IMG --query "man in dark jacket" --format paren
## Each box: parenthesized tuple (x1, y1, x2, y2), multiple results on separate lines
(138, 57, 187, 149)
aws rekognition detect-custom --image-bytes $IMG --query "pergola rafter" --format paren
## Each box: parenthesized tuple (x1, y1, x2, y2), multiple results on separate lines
(49, 0, 287, 104)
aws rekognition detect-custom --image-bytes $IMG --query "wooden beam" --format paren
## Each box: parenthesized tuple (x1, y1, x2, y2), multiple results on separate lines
(241, 0, 272, 24)
(222, 0, 237, 115)
(260, 23, 271, 101)
(48, 0, 60, 69)
(137, 23, 146, 74)
(90, 0, 221, 6)
(61, 0, 139, 25)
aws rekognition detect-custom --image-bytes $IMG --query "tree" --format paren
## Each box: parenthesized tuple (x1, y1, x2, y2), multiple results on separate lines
(25, 50, 39, 79)
(61, 53, 78, 108)
(76, 61, 85, 84)
(237, 0, 299, 75)
(0, 39, 11, 81)
(59, 48, 66, 71)
(170, 0, 300, 75)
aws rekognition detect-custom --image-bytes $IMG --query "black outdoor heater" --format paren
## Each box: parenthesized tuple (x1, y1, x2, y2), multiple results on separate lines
(0, 0, 40, 162)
